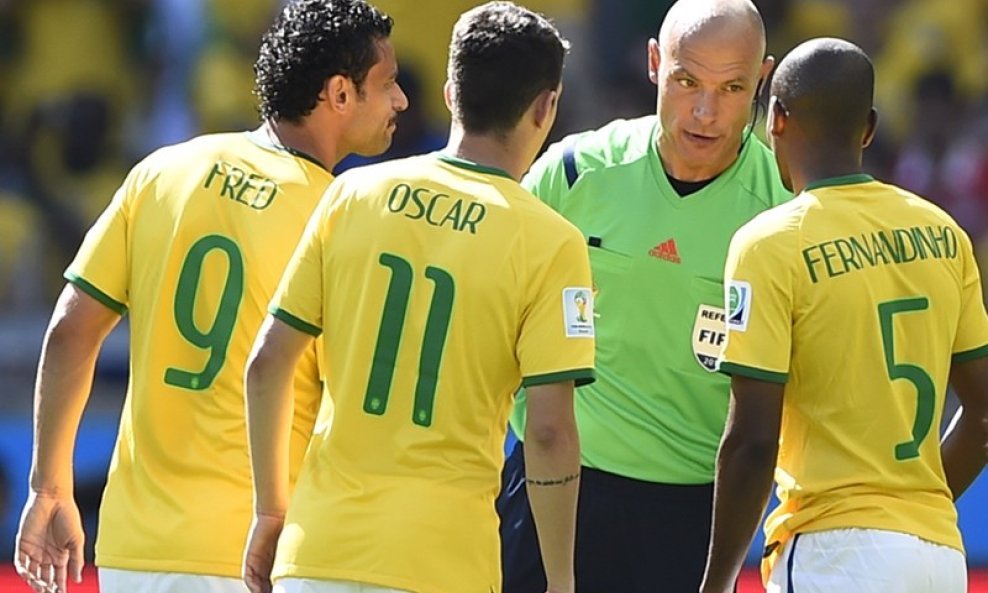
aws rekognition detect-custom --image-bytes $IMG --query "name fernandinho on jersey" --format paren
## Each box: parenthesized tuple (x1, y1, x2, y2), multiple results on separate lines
(203, 161, 279, 211)
(387, 183, 487, 234)
(802, 225, 959, 283)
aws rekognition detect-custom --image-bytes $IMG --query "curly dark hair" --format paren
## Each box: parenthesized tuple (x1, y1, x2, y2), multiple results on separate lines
(448, 1, 568, 135)
(254, 0, 393, 122)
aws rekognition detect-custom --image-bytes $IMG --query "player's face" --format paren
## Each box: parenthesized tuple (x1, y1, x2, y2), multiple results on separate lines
(347, 39, 408, 156)
(651, 29, 767, 180)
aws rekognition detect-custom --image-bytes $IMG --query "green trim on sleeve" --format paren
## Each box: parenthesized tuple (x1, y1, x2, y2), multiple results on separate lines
(64, 272, 127, 315)
(269, 306, 322, 337)
(522, 368, 595, 388)
(717, 361, 788, 384)
(952, 343, 988, 364)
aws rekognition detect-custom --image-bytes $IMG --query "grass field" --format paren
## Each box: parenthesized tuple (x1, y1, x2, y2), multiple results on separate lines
(3, 566, 988, 592)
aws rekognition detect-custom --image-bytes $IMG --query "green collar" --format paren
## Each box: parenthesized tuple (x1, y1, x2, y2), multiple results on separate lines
(435, 152, 514, 180)
(803, 173, 874, 192)
(245, 127, 329, 172)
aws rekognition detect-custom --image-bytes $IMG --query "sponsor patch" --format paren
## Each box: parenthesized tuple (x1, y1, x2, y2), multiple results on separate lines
(562, 287, 595, 338)
(692, 304, 727, 372)
(727, 280, 752, 331)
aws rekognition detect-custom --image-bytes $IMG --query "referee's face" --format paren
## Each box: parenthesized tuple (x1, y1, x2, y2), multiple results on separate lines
(347, 38, 409, 156)
(650, 24, 768, 181)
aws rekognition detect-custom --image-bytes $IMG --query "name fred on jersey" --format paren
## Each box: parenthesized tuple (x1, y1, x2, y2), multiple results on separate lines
(204, 160, 279, 210)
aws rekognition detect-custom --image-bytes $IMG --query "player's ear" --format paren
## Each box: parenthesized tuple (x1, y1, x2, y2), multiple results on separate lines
(862, 107, 879, 149)
(322, 74, 352, 113)
(443, 80, 455, 112)
(532, 84, 561, 130)
(767, 95, 787, 138)
(647, 38, 660, 85)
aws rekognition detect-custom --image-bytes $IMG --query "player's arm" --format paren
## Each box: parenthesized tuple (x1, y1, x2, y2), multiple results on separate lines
(942, 355, 988, 498)
(16, 283, 121, 592)
(243, 315, 313, 593)
(524, 380, 580, 593)
(700, 375, 784, 593)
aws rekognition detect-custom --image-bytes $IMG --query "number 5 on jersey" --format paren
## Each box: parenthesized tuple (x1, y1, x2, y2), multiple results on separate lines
(878, 297, 935, 461)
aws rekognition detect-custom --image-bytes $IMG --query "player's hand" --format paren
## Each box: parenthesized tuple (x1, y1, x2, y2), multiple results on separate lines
(243, 512, 285, 593)
(14, 490, 85, 593)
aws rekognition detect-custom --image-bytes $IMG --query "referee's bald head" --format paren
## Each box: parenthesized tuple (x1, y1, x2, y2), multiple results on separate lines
(771, 38, 874, 145)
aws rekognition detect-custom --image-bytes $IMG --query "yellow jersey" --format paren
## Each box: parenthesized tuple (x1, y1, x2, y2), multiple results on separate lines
(66, 129, 332, 577)
(269, 153, 596, 593)
(717, 174, 988, 581)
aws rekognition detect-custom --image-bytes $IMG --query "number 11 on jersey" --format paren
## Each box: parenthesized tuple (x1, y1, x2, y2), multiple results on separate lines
(364, 253, 455, 427)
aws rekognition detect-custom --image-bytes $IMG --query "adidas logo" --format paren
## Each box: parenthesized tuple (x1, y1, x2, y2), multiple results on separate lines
(649, 238, 681, 263)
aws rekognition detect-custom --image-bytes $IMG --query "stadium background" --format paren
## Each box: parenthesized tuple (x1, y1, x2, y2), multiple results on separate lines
(0, 0, 986, 590)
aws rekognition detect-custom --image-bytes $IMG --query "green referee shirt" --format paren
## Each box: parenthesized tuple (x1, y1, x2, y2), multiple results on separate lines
(511, 115, 791, 483)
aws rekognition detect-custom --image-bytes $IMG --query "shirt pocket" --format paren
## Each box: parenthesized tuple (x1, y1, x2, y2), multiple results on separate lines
(587, 245, 634, 363)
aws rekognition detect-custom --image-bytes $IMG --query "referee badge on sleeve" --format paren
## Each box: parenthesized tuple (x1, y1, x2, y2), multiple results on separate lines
(562, 287, 595, 338)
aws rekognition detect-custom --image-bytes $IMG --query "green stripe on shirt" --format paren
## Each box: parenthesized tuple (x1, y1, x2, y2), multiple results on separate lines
(65, 272, 127, 315)
(718, 361, 788, 384)
(952, 343, 988, 364)
(522, 368, 595, 387)
(270, 307, 322, 337)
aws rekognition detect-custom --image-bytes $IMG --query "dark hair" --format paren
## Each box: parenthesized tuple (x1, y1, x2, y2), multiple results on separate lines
(771, 37, 874, 145)
(448, 1, 568, 135)
(255, 0, 393, 122)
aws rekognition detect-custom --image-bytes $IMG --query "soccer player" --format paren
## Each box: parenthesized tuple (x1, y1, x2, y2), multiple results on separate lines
(242, 3, 592, 593)
(701, 38, 988, 593)
(496, 1, 788, 591)
(14, 2, 407, 592)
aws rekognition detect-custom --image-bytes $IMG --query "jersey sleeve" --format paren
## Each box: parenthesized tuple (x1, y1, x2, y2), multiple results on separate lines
(951, 225, 988, 362)
(269, 192, 331, 337)
(717, 218, 795, 383)
(64, 164, 140, 315)
(517, 223, 596, 387)
(521, 138, 574, 211)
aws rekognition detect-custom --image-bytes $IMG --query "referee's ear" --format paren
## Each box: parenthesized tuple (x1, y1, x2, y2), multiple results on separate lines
(647, 38, 661, 85)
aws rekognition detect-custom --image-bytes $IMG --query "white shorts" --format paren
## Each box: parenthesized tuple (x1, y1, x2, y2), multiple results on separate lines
(767, 528, 967, 593)
(99, 568, 248, 593)
(276, 578, 412, 593)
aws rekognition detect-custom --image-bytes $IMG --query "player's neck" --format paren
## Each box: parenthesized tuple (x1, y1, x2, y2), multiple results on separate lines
(444, 126, 529, 181)
(265, 119, 343, 171)
(791, 157, 865, 194)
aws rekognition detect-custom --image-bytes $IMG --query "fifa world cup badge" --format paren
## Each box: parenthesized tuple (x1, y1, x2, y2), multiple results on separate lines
(562, 287, 595, 337)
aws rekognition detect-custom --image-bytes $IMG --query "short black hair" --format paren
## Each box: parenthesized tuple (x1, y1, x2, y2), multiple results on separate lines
(255, 0, 393, 122)
(770, 37, 874, 145)
(448, 1, 568, 135)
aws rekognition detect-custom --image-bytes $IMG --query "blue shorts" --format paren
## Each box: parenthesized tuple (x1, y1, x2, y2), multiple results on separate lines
(497, 441, 730, 593)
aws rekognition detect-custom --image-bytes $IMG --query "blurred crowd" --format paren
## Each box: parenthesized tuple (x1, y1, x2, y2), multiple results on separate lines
(2, 0, 988, 314)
